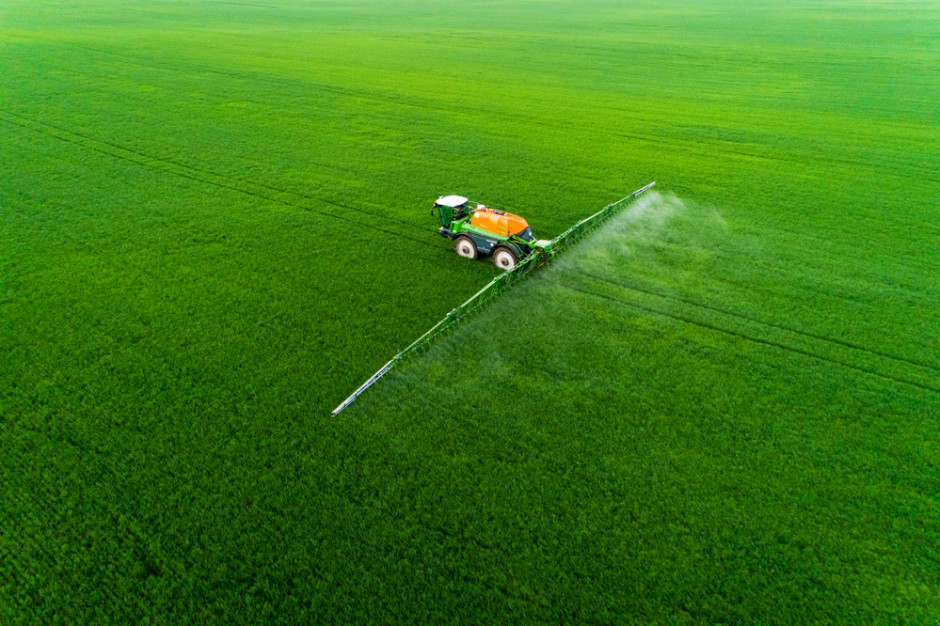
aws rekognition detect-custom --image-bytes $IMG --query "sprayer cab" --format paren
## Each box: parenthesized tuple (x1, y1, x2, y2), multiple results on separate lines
(433, 195, 553, 270)
(434, 195, 470, 230)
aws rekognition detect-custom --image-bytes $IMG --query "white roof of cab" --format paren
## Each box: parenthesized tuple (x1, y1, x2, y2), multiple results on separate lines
(436, 195, 468, 208)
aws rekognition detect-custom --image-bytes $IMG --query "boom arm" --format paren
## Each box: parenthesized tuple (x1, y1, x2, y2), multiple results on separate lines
(332, 182, 656, 416)
(550, 182, 656, 253)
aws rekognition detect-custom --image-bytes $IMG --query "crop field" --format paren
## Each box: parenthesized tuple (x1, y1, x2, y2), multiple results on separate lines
(2, 0, 938, 622)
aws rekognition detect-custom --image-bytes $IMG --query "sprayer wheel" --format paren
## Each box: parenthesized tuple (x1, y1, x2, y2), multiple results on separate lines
(454, 236, 478, 260)
(493, 247, 518, 270)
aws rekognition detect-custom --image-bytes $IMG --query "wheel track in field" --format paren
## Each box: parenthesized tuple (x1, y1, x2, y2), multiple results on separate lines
(575, 270, 940, 373)
(0, 109, 438, 250)
(5, 110, 934, 388)
(561, 278, 940, 395)
(12, 48, 940, 246)
(19, 37, 939, 221)
(52, 41, 940, 190)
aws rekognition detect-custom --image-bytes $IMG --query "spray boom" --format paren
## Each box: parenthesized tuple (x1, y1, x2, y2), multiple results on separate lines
(331, 182, 656, 415)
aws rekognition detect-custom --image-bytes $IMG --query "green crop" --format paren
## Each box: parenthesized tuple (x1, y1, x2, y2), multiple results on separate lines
(353, 192, 940, 621)
(2, 0, 938, 622)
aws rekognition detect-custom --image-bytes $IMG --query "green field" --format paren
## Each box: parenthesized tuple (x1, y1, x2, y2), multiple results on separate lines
(2, 0, 938, 622)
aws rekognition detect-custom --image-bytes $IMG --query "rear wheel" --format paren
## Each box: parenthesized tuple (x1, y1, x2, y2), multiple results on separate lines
(493, 247, 518, 270)
(454, 236, 478, 260)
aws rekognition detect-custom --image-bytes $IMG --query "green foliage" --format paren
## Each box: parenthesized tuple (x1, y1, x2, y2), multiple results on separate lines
(355, 192, 940, 622)
(1, 0, 938, 622)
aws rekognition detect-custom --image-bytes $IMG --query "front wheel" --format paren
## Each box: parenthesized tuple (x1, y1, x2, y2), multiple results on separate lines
(493, 247, 518, 270)
(454, 236, 478, 260)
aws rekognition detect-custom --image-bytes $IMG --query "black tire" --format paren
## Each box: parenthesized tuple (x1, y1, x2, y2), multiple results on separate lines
(493, 246, 518, 270)
(454, 236, 478, 260)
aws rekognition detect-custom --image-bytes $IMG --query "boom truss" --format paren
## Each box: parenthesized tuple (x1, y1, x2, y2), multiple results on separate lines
(331, 182, 655, 416)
